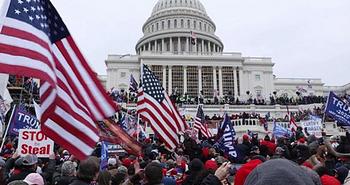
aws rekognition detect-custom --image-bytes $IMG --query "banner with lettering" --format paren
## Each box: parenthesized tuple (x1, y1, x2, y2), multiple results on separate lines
(325, 92, 350, 126)
(17, 129, 54, 158)
(9, 105, 40, 136)
(300, 116, 322, 138)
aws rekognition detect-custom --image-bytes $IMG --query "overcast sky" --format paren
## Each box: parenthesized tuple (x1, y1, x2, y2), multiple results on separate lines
(2, 0, 350, 86)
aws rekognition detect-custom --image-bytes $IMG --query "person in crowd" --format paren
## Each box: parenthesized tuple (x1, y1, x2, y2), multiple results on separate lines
(23, 173, 44, 185)
(69, 156, 100, 185)
(181, 158, 204, 185)
(6, 154, 39, 182)
(144, 162, 163, 185)
(53, 160, 77, 185)
(98, 170, 112, 185)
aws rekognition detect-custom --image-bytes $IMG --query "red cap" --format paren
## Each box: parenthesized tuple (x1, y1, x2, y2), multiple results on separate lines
(321, 175, 341, 185)
(298, 137, 305, 144)
(234, 159, 263, 185)
(243, 135, 249, 141)
(204, 160, 218, 171)
(122, 158, 132, 168)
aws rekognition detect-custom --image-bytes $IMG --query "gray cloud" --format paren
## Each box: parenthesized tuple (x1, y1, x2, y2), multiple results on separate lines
(2, 0, 349, 86)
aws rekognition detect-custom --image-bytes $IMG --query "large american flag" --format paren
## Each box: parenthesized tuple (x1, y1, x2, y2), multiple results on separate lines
(193, 105, 212, 139)
(137, 65, 187, 149)
(0, 0, 117, 159)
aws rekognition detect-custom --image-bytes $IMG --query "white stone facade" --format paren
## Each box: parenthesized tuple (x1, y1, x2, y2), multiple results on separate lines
(104, 0, 348, 100)
(105, 0, 277, 100)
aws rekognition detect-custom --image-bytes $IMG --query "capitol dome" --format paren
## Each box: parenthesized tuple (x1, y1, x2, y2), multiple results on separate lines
(136, 0, 224, 55)
(151, 0, 207, 16)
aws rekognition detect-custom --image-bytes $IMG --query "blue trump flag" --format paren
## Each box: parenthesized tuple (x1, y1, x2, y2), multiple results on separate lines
(9, 105, 40, 136)
(325, 92, 350, 126)
(273, 121, 291, 138)
(100, 141, 109, 171)
(214, 113, 237, 160)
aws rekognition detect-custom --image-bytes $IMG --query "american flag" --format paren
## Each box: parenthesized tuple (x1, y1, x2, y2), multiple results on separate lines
(0, 0, 117, 159)
(137, 65, 187, 149)
(193, 105, 212, 139)
(286, 105, 298, 132)
(190, 31, 196, 45)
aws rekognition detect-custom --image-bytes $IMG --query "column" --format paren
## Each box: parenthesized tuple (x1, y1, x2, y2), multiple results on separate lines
(213, 67, 217, 91)
(148, 42, 151, 51)
(183, 66, 187, 94)
(168, 66, 172, 95)
(198, 66, 202, 95)
(178, 37, 181, 53)
(154, 40, 158, 52)
(201, 39, 205, 54)
(238, 68, 243, 96)
(234, 67, 238, 99)
(208, 42, 212, 53)
(142, 45, 145, 52)
(186, 37, 189, 53)
(162, 66, 167, 90)
(218, 66, 223, 97)
(170, 37, 173, 53)
(162, 39, 165, 53)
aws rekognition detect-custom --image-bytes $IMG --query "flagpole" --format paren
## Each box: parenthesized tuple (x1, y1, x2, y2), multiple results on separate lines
(136, 114, 140, 142)
(322, 92, 331, 124)
(0, 104, 16, 152)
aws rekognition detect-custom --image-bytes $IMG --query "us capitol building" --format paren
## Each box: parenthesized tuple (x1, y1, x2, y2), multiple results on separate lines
(100, 0, 350, 136)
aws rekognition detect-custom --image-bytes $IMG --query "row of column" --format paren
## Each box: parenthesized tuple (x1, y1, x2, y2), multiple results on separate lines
(140, 37, 222, 54)
(162, 66, 240, 98)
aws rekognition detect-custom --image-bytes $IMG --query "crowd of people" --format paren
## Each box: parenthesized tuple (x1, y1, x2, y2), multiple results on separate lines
(108, 87, 327, 107)
(1, 128, 350, 185)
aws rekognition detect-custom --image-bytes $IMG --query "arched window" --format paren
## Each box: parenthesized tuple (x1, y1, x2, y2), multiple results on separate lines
(187, 19, 190, 28)
(174, 19, 177, 28)
(204, 23, 207, 31)
(199, 22, 202, 30)
(156, 23, 159, 31)
(181, 19, 184, 28)
(168, 20, 171, 29)
(162, 21, 165, 29)
(193, 20, 196, 29)
(152, 24, 154, 32)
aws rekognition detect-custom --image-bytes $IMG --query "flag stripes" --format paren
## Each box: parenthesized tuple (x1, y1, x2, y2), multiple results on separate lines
(0, 0, 117, 159)
(137, 65, 187, 149)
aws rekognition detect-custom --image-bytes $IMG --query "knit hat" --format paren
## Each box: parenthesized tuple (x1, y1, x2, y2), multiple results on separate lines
(23, 173, 44, 185)
(108, 158, 117, 166)
(204, 159, 218, 171)
(234, 159, 263, 185)
(61, 161, 76, 176)
(320, 175, 341, 185)
(244, 159, 315, 185)
(117, 166, 128, 174)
